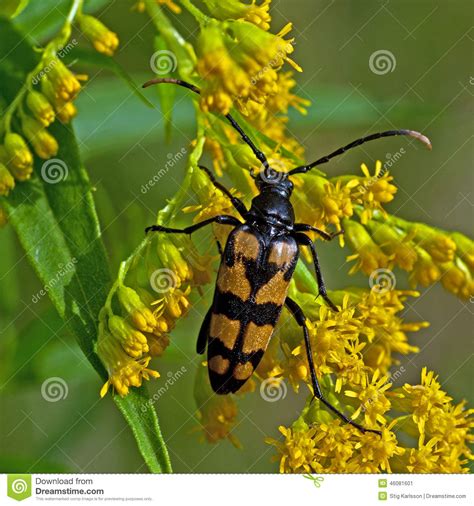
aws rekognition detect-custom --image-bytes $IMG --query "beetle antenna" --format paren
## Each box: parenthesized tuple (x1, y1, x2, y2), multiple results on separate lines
(288, 129, 432, 175)
(143, 77, 269, 170)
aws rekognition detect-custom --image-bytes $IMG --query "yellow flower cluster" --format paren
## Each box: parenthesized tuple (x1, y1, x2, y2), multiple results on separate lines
(196, 19, 300, 115)
(202, 0, 272, 31)
(344, 213, 474, 299)
(267, 367, 473, 473)
(97, 230, 215, 397)
(0, 11, 117, 197)
(266, 289, 427, 396)
(77, 14, 119, 57)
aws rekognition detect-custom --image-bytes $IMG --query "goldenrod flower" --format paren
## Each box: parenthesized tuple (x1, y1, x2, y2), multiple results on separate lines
(117, 285, 157, 332)
(108, 314, 150, 358)
(78, 14, 119, 57)
(97, 325, 159, 398)
(56, 101, 78, 124)
(197, 22, 250, 114)
(409, 246, 441, 287)
(345, 369, 391, 427)
(0, 163, 15, 196)
(47, 58, 83, 102)
(202, 0, 272, 31)
(3, 133, 33, 180)
(353, 161, 397, 224)
(441, 260, 474, 299)
(392, 368, 452, 436)
(369, 221, 418, 271)
(26, 91, 55, 127)
(155, 239, 193, 286)
(351, 422, 405, 473)
(412, 223, 456, 263)
(21, 116, 58, 160)
(404, 437, 440, 473)
(266, 423, 322, 473)
(293, 176, 354, 235)
(344, 219, 390, 275)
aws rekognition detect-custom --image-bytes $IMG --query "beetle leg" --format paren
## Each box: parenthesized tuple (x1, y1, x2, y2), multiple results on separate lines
(145, 215, 241, 235)
(293, 223, 343, 241)
(285, 297, 381, 435)
(198, 165, 248, 218)
(294, 233, 338, 312)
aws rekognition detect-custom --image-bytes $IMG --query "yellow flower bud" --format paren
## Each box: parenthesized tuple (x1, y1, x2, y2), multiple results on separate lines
(369, 221, 418, 271)
(412, 224, 456, 263)
(78, 14, 119, 56)
(21, 116, 58, 159)
(344, 219, 390, 275)
(409, 247, 441, 287)
(56, 101, 77, 123)
(47, 58, 82, 102)
(0, 163, 15, 196)
(3, 133, 33, 179)
(26, 90, 55, 127)
(108, 314, 149, 358)
(117, 285, 157, 333)
(440, 261, 474, 299)
(202, 0, 271, 31)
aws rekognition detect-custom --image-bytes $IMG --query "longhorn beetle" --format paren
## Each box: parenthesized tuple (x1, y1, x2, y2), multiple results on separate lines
(143, 77, 431, 435)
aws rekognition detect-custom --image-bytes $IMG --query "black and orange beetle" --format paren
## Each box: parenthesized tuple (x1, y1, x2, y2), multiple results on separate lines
(143, 78, 431, 434)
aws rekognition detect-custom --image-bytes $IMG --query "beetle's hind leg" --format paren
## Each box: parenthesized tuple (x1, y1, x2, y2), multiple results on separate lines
(285, 297, 382, 436)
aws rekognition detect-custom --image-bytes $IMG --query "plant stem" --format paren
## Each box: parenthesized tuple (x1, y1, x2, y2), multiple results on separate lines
(179, 0, 210, 24)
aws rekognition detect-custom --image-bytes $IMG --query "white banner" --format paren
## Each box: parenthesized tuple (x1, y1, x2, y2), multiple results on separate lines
(1, 473, 472, 505)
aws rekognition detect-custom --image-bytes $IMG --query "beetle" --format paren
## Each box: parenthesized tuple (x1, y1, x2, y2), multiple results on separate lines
(143, 77, 431, 434)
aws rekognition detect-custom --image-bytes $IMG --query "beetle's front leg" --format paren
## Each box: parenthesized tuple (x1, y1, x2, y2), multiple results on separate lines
(293, 223, 343, 241)
(293, 232, 338, 312)
(145, 215, 241, 235)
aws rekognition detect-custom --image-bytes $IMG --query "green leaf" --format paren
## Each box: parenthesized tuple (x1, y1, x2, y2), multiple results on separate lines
(115, 389, 173, 473)
(63, 47, 155, 109)
(1, 18, 171, 473)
